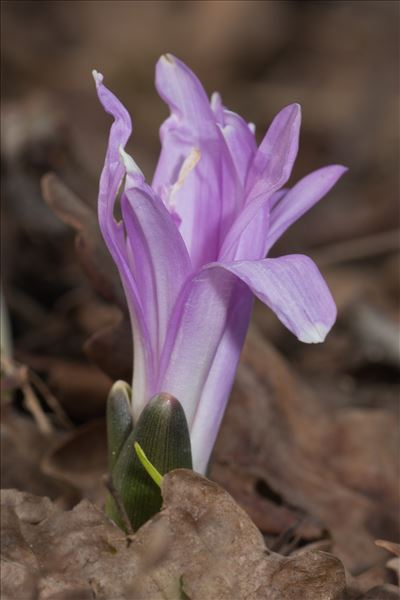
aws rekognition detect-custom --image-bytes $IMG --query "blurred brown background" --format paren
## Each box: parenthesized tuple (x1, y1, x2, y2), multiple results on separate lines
(1, 0, 399, 581)
(2, 0, 398, 247)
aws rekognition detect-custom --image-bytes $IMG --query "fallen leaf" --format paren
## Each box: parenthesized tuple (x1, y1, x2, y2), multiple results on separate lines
(375, 540, 400, 584)
(84, 317, 133, 383)
(211, 327, 399, 573)
(0, 409, 65, 500)
(45, 358, 112, 422)
(375, 540, 400, 557)
(1, 471, 352, 600)
(41, 173, 125, 308)
(359, 584, 400, 599)
(41, 418, 107, 506)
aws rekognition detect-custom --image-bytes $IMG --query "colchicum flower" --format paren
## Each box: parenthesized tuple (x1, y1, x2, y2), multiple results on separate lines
(94, 54, 346, 475)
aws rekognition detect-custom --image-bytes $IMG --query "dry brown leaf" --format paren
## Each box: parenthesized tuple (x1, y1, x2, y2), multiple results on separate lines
(41, 174, 134, 382)
(375, 540, 400, 585)
(355, 565, 390, 593)
(41, 173, 124, 308)
(359, 584, 400, 599)
(41, 418, 107, 506)
(386, 558, 400, 583)
(1, 471, 352, 600)
(84, 317, 133, 383)
(0, 409, 65, 500)
(375, 540, 400, 557)
(211, 327, 399, 573)
(45, 358, 112, 421)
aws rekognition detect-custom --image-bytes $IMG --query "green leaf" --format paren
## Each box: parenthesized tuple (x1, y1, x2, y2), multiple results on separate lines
(106, 380, 133, 471)
(106, 393, 192, 532)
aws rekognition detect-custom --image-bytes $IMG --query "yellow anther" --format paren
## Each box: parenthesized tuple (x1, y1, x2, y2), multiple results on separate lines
(168, 148, 201, 207)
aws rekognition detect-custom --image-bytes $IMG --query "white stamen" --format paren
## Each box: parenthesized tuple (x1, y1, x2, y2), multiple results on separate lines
(168, 147, 201, 207)
(248, 122, 256, 135)
(118, 145, 144, 177)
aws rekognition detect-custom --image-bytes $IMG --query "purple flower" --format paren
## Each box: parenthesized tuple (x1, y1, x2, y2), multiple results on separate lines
(94, 54, 346, 474)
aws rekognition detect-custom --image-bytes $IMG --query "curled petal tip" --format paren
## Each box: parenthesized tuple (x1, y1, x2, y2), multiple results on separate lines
(92, 69, 103, 86)
(291, 102, 302, 117)
(248, 122, 256, 134)
(298, 322, 331, 344)
(210, 91, 222, 106)
(282, 102, 302, 122)
(161, 53, 175, 65)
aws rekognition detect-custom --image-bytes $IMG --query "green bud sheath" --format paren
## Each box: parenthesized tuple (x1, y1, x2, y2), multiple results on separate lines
(108, 393, 192, 532)
(105, 380, 134, 527)
(106, 380, 133, 471)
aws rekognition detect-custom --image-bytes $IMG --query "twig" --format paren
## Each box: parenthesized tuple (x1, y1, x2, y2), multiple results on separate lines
(21, 379, 54, 435)
(1, 354, 74, 431)
(103, 474, 134, 537)
(1, 354, 53, 434)
(28, 369, 74, 429)
(270, 517, 303, 554)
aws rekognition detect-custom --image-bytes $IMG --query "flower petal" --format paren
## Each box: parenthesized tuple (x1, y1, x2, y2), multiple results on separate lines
(189, 286, 253, 473)
(246, 103, 301, 197)
(220, 111, 257, 185)
(152, 252, 334, 471)
(220, 104, 301, 261)
(121, 150, 192, 388)
(228, 203, 270, 262)
(211, 92, 257, 187)
(157, 268, 252, 446)
(211, 92, 257, 184)
(265, 165, 348, 253)
(153, 55, 241, 268)
(155, 54, 216, 129)
(270, 188, 289, 209)
(232, 189, 287, 260)
(94, 72, 155, 412)
(152, 54, 216, 196)
(221, 255, 336, 343)
(93, 70, 131, 243)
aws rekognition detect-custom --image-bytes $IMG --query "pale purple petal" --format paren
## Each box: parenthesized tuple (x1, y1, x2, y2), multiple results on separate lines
(157, 268, 252, 436)
(210, 91, 225, 126)
(265, 165, 348, 254)
(170, 146, 228, 267)
(93, 72, 156, 408)
(152, 54, 216, 196)
(227, 190, 288, 262)
(189, 287, 253, 473)
(221, 255, 336, 343)
(153, 54, 240, 268)
(155, 54, 216, 130)
(246, 103, 301, 196)
(157, 251, 336, 472)
(121, 151, 192, 380)
(229, 203, 270, 261)
(219, 109, 257, 187)
(93, 71, 131, 241)
(270, 188, 289, 209)
(211, 92, 257, 186)
(220, 104, 301, 261)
